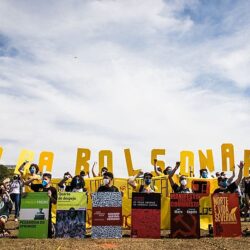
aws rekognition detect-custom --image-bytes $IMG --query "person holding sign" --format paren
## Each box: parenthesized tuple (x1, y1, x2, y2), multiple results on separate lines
(97, 172, 119, 192)
(128, 171, 158, 193)
(168, 162, 192, 193)
(30, 173, 57, 238)
(213, 161, 244, 194)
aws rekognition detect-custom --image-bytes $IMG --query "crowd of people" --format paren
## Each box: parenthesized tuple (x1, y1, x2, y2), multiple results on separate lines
(0, 159, 249, 237)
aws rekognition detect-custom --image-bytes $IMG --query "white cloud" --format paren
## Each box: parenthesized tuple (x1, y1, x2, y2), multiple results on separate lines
(0, 0, 250, 178)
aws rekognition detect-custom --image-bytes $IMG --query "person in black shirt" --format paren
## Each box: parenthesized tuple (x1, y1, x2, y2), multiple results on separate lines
(97, 172, 119, 192)
(168, 162, 192, 193)
(30, 172, 57, 238)
(241, 173, 250, 220)
(213, 161, 244, 194)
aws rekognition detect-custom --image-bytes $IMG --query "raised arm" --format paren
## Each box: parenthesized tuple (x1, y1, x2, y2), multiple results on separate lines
(235, 161, 244, 186)
(91, 162, 97, 177)
(227, 166, 235, 184)
(128, 170, 143, 189)
(168, 162, 180, 188)
(18, 160, 29, 175)
(153, 159, 161, 176)
(24, 176, 39, 186)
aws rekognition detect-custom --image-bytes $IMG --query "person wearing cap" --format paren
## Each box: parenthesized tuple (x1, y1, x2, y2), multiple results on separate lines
(18, 161, 41, 192)
(92, 162, 109, 177)
(97, 172, 119, 192)
(128, 170, 158, 193)
(30, 172, 57, 238)
(213, 161, 244, 194)
(168, 162, 192, 193)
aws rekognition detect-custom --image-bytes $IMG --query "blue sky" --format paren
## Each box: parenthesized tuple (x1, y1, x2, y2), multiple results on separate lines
(0, 0, 250, 177)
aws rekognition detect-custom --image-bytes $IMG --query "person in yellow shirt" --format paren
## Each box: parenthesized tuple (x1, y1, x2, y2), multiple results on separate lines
(128, 171, 158, 193)
(18, 161, 41, 192)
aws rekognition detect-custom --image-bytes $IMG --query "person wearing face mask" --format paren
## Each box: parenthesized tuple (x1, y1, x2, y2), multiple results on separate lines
(168, 162, 192, 193)
(80, 170, 90, 179)
(69, 175, 87, 193)
(241, 174, 250, 221)
(18, 161, 41, 192)
(163, 166, 173, 176)
(9, 174, 23, 222)
(153, 159, 164, 176)
(213, 161, 244, 194)
(30, 173, 57, 238)
(97, 172, 119, 192)
(58, 172, 73, 192)
(200, 169, 209, 179)
(128, 170, 158, 193)
(92, 161, 108, 177)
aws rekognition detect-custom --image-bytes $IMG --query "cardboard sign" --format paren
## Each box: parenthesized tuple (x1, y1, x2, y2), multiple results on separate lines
(91, 192, 122, 238)
(131, 192, 161, 238)
(170, 193, 200, 238)
(212, 193, 241, 237)
(56, 192, 87, 238)
(19, 192, 50, 238)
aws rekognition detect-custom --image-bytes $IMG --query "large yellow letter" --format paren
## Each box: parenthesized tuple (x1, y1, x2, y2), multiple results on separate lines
(38, 151, 54, 173)
(75, 148, 91, 175)
(124, 148, 140, 176)
(14, 149, 35, 174)
(244, 150, 250, 177)
(0, 146, 3, 160)
(198, 149, 215, 172)
(99, 150, 113, 173)
(180, 151, 194, 176)
(221, 143, 235, 172)
(151, 149, 166, 176)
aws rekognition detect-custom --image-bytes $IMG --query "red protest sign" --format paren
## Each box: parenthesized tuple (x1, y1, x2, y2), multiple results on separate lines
(170, 193, 200, 238)
(212, 193, 241, 237)
(131, 193, 161, 238)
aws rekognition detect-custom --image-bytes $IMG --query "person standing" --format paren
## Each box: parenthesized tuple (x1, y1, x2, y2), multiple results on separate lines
(9, 174, 23, 222)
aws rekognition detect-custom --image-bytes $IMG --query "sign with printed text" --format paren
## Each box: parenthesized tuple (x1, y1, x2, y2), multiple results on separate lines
(212, 193, 241, 237)
(19, 192, 50, 238)
(56, 192, 87, 238)
(131, 192, 161, 238)
(91, 192, 122, 238)
(170, 193, 200, 238)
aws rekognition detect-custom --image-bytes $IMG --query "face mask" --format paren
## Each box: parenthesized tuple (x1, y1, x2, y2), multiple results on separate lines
(181, 179, 187, 186)
(73, 188, 83, 192)
(145, 179, 151, 185)
(220, 181, 227, 188)
(30, 168, 35, 174)
(166, 170, 172, 175)
(42, 180, 48, 187)
(202, 172, 208, 178)
(103, 178, 110, 185)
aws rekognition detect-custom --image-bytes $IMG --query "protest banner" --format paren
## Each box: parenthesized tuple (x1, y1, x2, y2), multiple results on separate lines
(170, 193, 200, 238)
(19, 192, 49, 238)
(131, 192, 161, 238)
(212, 193, 241, 237)
(56, 192, 87, 238)
(92, 192, 122, 238)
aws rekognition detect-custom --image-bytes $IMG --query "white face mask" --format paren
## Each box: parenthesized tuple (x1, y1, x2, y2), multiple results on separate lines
(103, 178, 110, 185)
(180, 179, 187, 186)
(73, 188, 83, 192)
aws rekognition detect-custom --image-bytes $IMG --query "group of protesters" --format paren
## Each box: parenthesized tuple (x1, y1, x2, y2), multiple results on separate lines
(0, 159, 250, 237)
